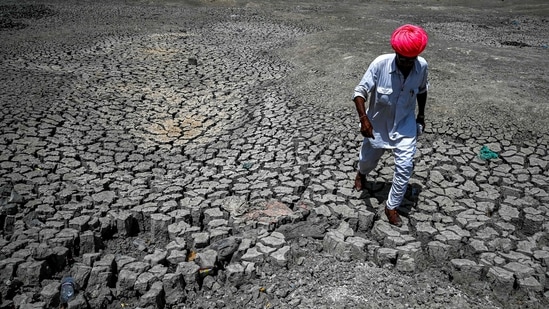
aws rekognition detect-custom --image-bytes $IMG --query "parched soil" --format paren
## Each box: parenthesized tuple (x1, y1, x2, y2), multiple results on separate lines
(1, 1, 548, 309)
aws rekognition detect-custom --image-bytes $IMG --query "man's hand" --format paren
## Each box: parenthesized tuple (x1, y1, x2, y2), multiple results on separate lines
(360, 115, 374, 138)
(416, 114, 425, 130)
(354, 96, 374, 138)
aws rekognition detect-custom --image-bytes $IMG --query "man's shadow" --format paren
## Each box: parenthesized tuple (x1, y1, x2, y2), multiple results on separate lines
(359, 181, 423, 218)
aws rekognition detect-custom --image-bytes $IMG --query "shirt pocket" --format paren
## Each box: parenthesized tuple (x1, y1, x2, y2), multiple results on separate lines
(376, 87, 393, 106)
(401, 87, 419, 107)
(409, 87, 419, 97)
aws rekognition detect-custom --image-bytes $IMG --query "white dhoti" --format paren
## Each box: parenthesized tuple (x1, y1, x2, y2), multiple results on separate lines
(358, 138, 416, 210)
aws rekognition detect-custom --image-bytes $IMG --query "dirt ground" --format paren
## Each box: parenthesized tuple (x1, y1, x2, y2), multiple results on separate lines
(1, 0, 549, 308)
(271, 0, 549, 132)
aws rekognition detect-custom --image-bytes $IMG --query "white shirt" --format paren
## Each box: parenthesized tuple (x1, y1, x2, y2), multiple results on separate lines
(353, 53, 429, 149)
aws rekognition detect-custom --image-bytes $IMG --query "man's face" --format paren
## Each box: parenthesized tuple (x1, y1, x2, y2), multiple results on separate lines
(396, 53, 417, 70)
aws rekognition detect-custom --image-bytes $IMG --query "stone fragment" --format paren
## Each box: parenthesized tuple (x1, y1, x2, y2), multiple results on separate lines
(87, 265, 114, 289)
(347, 236, 369, 261)
(113, 211, 138, 237)
(191, 232, 210, 249)
(79, 230, 100, 254)
(225, 262, 254, 287)
(475, 226, 500, 240)
(528, 156, 547, 169)
(494, 221, 516, 235)
(139, 281, 165, 308)
(434, 230, 462, 247)
(176, 262, 200, 291)
(323, 230, 350, 261)
(516, 239, 536, 256)
(35, 205, 56, 221)
(166, 238, 186, 252)
(395, 242, 423, 267)
(479, 253, 497, 267)
(209, 227, 231, 243)
(131, 204, 158, 232)
(396, 253, 415, 272)
(241, 247, 265, 263)
(144, 249, 167, 266)
(87, 286, 114, 308)
(124, 261, 150, 273)
(196, 249, 218, 269)
(135, 272, 156, 295)
(270, 245, 291, 267)
(312, 204, 332, 217)
(256, 242, 276, 255)
(150, 213, 172, 242)
(487, 238, 514, 253)
(427, 241, 451, 264)
(203, 207, 225, 225)
(371, 221, 400, 244)
(92, 191, 116, 205)
(499, 251, 531, 263)
(95, 254, 116, 271)
(207, 219, 228, 230)
(82, 253, 101, 267)
(117, 269, 139, 294)
(49, 228, 80, 256)
(167, 250, 187, 266)
(375, 247, 398, 266)
(116, 261, 147, 294)
(501, 186, 522, 198)
(38, 229, 57, 243)
(231, 238, 253, 263)
(503, 261, 535, 279)
(98, 217, 115, 239)
(467, 239, 489, 254)
(168, 208, 191, 224)
(498, 204, 520, 223)
(518, 276, 543, 294)
(71, 263, 92, 290)
(533, 250, 549, 267)
(39, 281, 59, 308)
(163, 273, 186, 305)
(329, 204, 358, 230)
(486, 266, 515, 293)
(209, 236, 240, 262)
(149, 264, 168, 279)
(446, 225, 471, 238)
(334, 221, 354, 237)
(68, 215, 90, 232)
(167, 220, 190, 240)
(415, 221, 437, 243)
(259, 232, 286, 249)
(450, 259, 483, 283)
(522, 207, 544, 236)
(0, 257, 24, 283)
(276, 221, 325, 240)
(357, 209, 375, 232)
(17, 260, 50, 286)
(385, 235, 412, 248)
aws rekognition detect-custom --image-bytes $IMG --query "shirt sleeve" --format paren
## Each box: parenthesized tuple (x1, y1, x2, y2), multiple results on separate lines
(418, 63, 429, 94)
(353, 62, 377, 100)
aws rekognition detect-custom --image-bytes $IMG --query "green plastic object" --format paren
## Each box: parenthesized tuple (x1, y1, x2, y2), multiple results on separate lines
(479, 146, 498, 160)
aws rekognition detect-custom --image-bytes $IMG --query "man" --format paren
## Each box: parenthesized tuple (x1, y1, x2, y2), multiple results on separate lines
(352, 24, 429, 227)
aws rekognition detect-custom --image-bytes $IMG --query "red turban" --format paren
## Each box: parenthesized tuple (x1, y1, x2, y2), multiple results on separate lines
(390, 24, 428, 58)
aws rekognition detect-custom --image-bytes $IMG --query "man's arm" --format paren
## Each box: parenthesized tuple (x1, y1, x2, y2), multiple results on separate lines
(416, 91, 427, 128)
(354, 96, 374, 138)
